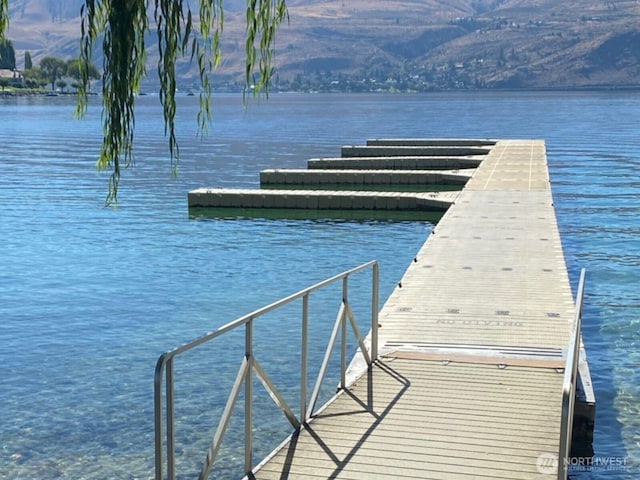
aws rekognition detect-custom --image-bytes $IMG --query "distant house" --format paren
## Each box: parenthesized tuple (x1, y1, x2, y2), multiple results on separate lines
(0, 69, 25, 87)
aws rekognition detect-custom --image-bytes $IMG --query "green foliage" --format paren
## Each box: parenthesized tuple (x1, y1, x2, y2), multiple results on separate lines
(67, 58, 99, 83)
(24, 50, 32, 70)
(0, 0, 7, 42)
(23, 66, 48, 88)
(74, 0, 142, 205)
(66, 59, 81, 79)
(245, 0, 289, 97)
(40, 56, 67, 90)
(75, 0, 288, 205)
(0, 37, 15, 69)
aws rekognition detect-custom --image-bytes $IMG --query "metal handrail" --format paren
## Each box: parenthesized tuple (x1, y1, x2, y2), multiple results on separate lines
(154, 260, 379, 480)
(557, 268, 587, 479)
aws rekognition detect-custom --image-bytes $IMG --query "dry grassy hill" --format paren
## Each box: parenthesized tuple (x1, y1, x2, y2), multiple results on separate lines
(5, 0, 640, 90)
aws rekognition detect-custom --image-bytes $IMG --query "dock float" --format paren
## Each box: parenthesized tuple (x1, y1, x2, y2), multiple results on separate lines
(340, 145, 492, 157)
(307, 156, 484, 170)
(188, 139, 488, 214)
(168, 139, 594, 479)
(259, 169, 472, 187)
(188, 188, 457, 212)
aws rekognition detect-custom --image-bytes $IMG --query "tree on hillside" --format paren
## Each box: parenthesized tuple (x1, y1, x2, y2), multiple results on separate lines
(24, 50, 32, 70)
(0, 0, 288, 204)
(0, 37, 15, 69)
(40, 56, 67, 91)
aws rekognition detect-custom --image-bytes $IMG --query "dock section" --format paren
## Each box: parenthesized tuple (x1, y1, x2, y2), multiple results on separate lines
(252, 360, 566, 479)
(188, 188, 458, 212)
(243, 139, 593, 479)
(307, 156, 483, 170)
(341, 145, 492, 157)
(260, 169, 472, 187)
(188, 139, 490, 214)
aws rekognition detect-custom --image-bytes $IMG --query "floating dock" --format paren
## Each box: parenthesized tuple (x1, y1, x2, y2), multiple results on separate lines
(185, 139, 594, 479)
(188, 142, 483, 214)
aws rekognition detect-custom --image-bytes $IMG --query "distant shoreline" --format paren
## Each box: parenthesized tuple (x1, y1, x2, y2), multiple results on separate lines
(2, 85, 639, 99)
(0, 89, 76, 97)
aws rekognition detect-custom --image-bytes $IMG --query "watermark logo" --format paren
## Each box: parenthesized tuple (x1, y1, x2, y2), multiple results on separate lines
(537, 453, 628, 474)
(567, 456, 628, 472)
(536, 453, 558, 474)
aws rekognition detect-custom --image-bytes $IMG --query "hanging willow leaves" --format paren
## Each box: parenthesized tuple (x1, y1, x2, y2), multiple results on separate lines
(0, 0, 7, 42)
(77, 0, 148, 205)
(72, 0, 288, 205)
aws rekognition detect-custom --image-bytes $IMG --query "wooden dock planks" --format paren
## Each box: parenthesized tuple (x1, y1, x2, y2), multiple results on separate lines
(247, 140, 580, 479)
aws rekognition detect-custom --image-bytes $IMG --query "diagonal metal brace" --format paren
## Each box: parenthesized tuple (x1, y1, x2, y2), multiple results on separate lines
(253, 358, 301, 429)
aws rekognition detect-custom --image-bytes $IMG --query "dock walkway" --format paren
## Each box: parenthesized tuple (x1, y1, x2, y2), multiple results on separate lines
(245, 140, 585, 479)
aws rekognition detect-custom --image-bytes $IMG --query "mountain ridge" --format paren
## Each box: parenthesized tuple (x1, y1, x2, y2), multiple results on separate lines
(5, 0, 640, 91)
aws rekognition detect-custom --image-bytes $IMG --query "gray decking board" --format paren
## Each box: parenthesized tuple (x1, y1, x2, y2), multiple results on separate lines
(376, 140, 573, 352)
(249, 359, 563, 480)
(248, 140, 579, 479)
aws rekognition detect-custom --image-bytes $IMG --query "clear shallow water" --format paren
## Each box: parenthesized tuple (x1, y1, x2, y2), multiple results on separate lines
(1, 92, 638, 479)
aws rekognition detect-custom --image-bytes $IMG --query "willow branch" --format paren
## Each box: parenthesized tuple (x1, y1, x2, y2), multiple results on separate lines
(76, 0, 287, 205)
(245, 0, 288, 100)
(0, 0, 8, 41)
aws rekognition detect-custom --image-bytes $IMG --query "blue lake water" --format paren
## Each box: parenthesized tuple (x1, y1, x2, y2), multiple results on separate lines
(1, 92, 639, 479)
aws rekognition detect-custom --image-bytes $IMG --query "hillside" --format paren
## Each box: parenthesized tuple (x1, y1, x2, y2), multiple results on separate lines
(5, 0, 640, 91)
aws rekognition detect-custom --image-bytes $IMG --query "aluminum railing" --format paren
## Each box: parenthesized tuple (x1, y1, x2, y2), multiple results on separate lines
(154, 261, 379, 480)
(557, 267, 587, 479)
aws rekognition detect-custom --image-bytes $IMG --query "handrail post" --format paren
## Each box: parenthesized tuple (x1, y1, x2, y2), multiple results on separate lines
(371, 262, 379, 361)
(558, 268, 587, 480)
(154, 357, 165, 480)
(245, 319, 253, 474)
(341, 277, 348, 389)
(301, 294, 309, 422)
(166, 357, 176, 480)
